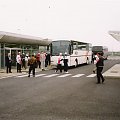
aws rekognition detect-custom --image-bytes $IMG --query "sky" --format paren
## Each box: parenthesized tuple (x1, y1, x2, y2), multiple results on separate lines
(0, 0, 120, 51)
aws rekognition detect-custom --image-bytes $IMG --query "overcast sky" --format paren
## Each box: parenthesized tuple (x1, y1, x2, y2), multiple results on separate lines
(0, 0, 120, 51)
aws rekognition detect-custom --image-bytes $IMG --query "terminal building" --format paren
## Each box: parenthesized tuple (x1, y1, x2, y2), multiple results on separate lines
(0, 31, 52, 69)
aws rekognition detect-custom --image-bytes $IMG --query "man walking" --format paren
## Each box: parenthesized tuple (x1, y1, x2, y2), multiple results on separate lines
(96, 52, 105, 84)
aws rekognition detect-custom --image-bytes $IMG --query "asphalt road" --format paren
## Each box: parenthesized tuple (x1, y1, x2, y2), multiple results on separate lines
(0, 59, 120, 120)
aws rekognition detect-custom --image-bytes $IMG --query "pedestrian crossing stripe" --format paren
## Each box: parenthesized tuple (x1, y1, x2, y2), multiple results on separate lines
(17, 74, 28, 77)
(72, 74, 85, 77)
(0, 74, 18, 79)
(0, 76, 8, 79)
(58, 74, 72, 77)
(86, 74, 96, 77)
(44, 74, 59, 77)
(15, 73, 97, 78)
(36, 74, 46, 77)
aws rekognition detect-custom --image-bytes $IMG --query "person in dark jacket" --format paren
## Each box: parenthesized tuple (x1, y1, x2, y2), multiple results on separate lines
(5, 53, 12, 73)
(28, 55, 37, 77)
(96, 52, 105, 84)
(45, 52, 51, 67)
(63, 52, 68, 73)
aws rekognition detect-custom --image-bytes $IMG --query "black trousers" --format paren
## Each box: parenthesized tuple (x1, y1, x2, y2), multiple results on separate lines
(6, 63, 12, 73)
(17, 63, 21, 72)
(37, 61, 41, 68)
(56, 64, 62, 73)
(29, 64, 35, 76)
(64, 63, 68, 72)
(97, 67, 104, 83)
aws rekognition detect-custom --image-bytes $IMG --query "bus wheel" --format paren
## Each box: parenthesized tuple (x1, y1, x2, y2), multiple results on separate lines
(86, 58, 89, 65)
(75, 58, 78, 67)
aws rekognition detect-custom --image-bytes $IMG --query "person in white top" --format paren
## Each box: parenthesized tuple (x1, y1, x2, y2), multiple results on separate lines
(93, 54, 99, 73)
(55, 53, 63, 73)
(25, 54, 30, 69)
(40, 51, 46, 71)
(16, 52, 22, 73)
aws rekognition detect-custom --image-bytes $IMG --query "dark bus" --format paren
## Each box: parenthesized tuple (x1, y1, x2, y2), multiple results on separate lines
(92, 46, 108, 59)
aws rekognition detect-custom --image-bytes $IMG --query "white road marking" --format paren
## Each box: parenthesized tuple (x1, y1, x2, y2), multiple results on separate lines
(35, 74, 46, 77)
(58, 74, 71, 77)
(87, 74, 96, 77)
(3, 73, 98, 79)
(44, 74, 59, 77)
(72, 74, 85, 77)
(17, 74, 28, 77)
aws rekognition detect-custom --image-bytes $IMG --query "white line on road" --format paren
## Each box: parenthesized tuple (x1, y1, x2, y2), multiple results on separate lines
(72, 74, 85, 77)
(58, 74, 72, 77)
(86, 74, 96, 77)
(44, 74, 59, 77)
(35, 74, 46, 77)
(17, 74, 28, 77)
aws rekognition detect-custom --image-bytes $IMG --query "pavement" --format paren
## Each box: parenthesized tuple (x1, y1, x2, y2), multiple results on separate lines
(103, 64, 120, 78)
(0, 64, 120, 79)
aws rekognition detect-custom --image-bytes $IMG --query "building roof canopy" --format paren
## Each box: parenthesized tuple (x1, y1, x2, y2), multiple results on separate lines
(109, 31, 120, 42)
(0, 31, 52, 46)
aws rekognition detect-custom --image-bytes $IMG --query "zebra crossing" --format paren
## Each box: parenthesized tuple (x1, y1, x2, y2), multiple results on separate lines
(16, 73, 97, 78)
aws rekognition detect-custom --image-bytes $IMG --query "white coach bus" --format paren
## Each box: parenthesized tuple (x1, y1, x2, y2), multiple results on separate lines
(50, 40, 92, 67)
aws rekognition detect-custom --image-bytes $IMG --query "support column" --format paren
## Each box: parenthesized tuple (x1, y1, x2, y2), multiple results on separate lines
(0, 43, 1, 69)
(3, 44, 5, 68)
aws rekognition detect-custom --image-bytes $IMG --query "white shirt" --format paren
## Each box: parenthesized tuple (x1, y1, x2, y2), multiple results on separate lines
(16, 55, 21, 64)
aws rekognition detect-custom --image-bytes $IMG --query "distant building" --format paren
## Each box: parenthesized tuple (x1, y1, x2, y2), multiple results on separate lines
(0, 31, 52, 69)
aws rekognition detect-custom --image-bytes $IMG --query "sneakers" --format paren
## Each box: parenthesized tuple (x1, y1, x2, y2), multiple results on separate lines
(102, 79, 105, 83)
(65, 71, 69, 73)
(96, 79, 105, 84)
(93, 70, 95, 74)
(28, 75, 35, 77)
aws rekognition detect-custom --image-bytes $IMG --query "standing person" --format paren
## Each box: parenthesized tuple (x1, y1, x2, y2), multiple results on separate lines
(63, 52, 68, 73)
(25, 54, 30, 69)
(45, 51, 51, 68)
(16, 52, 22, 73)
(96, 52, 105, 84)
(5, 53, 12, 73)
(45, 53, 48, 67)
(55, 53, 63, 73)
(36, 53, 41, 68)
(40, 51, 46, 71)
(93, 53, 99, 73)
(28, 55, 37, 77)
(21, 53, 25, 69)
